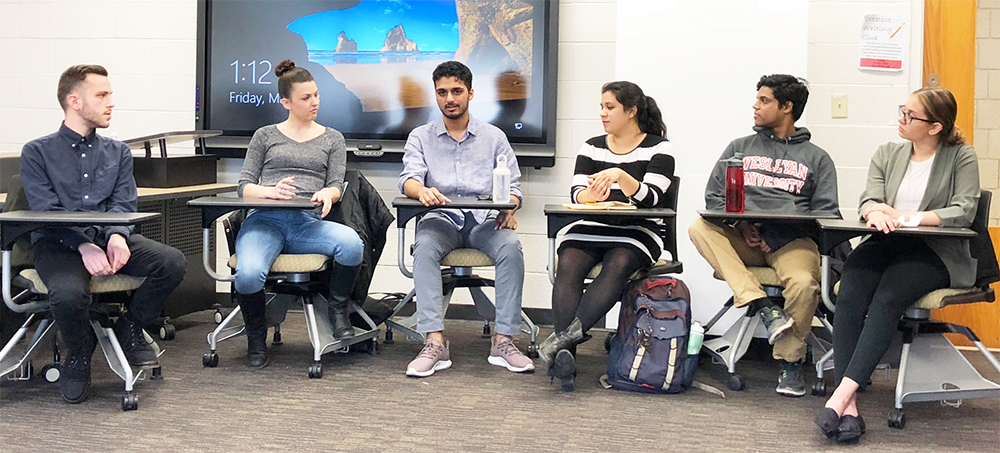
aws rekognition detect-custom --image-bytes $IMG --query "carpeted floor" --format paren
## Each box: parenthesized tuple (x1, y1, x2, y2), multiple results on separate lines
(1, 311, 998, 452)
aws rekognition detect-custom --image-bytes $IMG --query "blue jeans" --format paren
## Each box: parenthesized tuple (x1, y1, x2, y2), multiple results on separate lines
(413, 211, 524, 336)
(234, 209, 364, 295)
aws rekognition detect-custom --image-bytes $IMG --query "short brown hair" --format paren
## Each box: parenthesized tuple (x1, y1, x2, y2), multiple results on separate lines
(57, 64, 108, 111)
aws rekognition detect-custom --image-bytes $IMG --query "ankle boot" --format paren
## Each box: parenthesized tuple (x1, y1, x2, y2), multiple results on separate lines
(538, 317, 585, 363)
(239, 290, 268, 368)
(328, 264, 357, 340)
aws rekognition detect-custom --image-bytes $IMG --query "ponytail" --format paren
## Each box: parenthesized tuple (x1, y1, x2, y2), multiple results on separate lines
(639, 95, 667, 138)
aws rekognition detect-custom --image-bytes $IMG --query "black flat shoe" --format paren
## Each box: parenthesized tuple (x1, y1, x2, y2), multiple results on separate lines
(814, 407, 840, 439)
(836, 414, 866, 443)
(547, 349, 576, 392)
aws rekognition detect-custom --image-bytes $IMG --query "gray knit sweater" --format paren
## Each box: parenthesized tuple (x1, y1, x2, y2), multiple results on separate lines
(237, 124, 347, 197)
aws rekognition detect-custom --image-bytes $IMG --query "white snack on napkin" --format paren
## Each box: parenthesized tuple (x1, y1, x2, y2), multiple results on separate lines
(896, 213, 923, 227)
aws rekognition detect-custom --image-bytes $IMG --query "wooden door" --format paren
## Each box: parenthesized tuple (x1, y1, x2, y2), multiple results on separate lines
(924, 0, 999, 348)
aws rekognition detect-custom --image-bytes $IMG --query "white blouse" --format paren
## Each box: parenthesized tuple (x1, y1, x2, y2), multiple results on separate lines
(893, 154, 936, 212)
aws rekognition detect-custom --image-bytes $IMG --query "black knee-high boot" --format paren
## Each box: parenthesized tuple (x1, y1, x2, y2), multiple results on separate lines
(328, 264, 359, 340)
(239, 290, 268, 368)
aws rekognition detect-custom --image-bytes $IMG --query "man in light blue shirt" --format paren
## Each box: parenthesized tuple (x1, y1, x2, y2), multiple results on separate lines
(399, 61, 533, 377)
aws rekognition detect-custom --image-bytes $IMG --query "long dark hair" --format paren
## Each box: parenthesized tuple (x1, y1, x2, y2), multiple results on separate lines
(914, 87, 965, 146)
(274, 60, 314, 100)
(601, 81, 667, 138)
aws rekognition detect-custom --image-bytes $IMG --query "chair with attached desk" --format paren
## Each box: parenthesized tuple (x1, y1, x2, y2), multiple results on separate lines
(544, 176, 683, 349)
(189, 194, 381, 379)
(697, 210, 838, 392)
(0, 175, 162, 411)
(385, 197, 540, 356)
(814, 190, 1000, 429)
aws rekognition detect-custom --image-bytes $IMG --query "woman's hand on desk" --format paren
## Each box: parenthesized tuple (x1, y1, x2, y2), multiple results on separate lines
(311, 187, 342, 218)
(579, 171, 614, 203)
(863, 203, 902, 221)
(270, 176, 297, 200)
(865, 210, 899, 233)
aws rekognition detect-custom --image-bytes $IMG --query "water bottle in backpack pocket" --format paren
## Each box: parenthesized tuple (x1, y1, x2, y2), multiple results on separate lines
(603, 276, 698, 394)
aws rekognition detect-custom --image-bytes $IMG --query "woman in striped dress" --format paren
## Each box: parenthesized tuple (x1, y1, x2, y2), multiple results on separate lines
(539, 81, 675, 391)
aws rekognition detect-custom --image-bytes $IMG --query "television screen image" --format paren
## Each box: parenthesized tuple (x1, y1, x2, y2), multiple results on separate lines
(200, 0, 557, 160)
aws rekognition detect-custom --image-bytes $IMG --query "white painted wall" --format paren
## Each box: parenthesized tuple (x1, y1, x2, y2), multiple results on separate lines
(0, 0, 926, 333)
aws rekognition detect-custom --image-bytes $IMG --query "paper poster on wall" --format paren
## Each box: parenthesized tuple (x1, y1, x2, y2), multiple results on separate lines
(859, 14, 906, 71)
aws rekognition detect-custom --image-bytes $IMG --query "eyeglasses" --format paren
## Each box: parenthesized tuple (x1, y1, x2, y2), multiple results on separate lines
(898, 105, 932, 125)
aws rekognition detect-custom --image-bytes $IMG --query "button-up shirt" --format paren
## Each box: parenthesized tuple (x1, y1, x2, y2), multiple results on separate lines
(19, 122, 138, 249)
(398, 116, 521, 228)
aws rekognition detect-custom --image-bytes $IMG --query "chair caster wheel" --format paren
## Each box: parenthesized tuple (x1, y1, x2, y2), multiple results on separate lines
(811, 381, 826, 396)
(213, 309, 224, 324)
(605, 332, 615, 353)
(150, 367, 163, 380)
(308, 362, 323, 378)
(122, 392, 138, 411)
(888, 408, 906, 429)
(727, 374, 745, 391)
(481, 322, 491, 338)
(367, 338, 380, 355)
(41, 363, 60, 383)
(526, 344, 539, 359)
(272, 332, 282, 346)
(384, 329, 394, 344)
(203, 352, 219, 368)
(158, 323, 176, 341)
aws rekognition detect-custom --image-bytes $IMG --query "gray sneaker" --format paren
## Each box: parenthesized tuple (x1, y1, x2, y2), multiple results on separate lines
(406, 338, 451, 377)
(776, 360, 806, 397)
(488, 336, 535, 373)
(758, 305, 794, 345)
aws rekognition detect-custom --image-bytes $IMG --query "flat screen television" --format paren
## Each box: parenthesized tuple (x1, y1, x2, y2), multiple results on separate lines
(195, 0, 558, 167)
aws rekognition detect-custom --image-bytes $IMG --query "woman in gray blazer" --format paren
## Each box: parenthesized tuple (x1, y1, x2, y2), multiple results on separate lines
(815, 87, 979, 443)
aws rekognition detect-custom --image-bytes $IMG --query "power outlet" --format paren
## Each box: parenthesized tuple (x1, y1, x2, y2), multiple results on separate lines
(831, 94, 848, 118)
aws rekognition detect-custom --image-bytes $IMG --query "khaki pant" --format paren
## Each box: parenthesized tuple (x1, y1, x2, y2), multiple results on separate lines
(688, 218, 820, 362)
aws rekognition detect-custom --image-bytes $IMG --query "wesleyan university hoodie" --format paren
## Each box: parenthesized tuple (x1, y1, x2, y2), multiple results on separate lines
(705, 126, 840, 250)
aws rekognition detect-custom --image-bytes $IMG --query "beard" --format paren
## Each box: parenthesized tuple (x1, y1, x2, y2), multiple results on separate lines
(80, 102, 111, 129)
(441, 103, 467, 120)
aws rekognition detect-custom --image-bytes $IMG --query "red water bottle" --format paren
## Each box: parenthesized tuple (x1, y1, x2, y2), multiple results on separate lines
(725, 153, 744, 213)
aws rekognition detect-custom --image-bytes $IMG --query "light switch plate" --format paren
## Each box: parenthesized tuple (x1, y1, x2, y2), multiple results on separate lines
(831, 94, 848, 118)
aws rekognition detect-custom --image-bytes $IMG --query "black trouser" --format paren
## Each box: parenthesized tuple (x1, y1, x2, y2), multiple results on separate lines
(833, 235, 949, 390)
(551, 246, 645, 333)
(32, 234, 187, 351)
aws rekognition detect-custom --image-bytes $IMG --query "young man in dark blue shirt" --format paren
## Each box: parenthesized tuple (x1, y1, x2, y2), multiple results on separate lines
(19, 65, 187, 404)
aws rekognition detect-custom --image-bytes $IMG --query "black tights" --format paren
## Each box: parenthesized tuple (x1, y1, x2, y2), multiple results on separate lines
(551, 246, 645, 333)
(833, 235, 949, 390)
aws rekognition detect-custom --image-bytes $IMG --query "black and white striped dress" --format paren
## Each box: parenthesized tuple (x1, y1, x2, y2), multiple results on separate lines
(558, 134, 675, 265)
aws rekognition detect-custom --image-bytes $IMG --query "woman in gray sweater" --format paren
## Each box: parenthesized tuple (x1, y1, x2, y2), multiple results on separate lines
(234, 60, 364, 368)
(815, 87, 979, 442)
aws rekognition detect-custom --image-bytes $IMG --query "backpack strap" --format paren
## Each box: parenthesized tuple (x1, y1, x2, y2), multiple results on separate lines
(661, 338, 678, 390)
(629, 345, 647, 381)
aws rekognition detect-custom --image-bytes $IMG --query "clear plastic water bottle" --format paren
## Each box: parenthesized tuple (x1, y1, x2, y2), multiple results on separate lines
(492, 154, 510, 203)
(687, 321, 704, 356)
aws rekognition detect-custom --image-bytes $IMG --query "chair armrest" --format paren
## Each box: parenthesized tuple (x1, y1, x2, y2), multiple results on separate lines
(188, 195, 320, 282)
(541, 204, 678, 285)
(390, 196, 515, 278)
(0, 211, 159, 313)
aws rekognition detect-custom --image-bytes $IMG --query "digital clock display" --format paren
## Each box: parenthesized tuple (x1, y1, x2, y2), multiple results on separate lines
(204, 0, 551, 143)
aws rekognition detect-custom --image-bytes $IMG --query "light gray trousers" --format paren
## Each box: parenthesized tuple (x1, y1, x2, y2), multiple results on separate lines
(413, 212, 524, 336)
